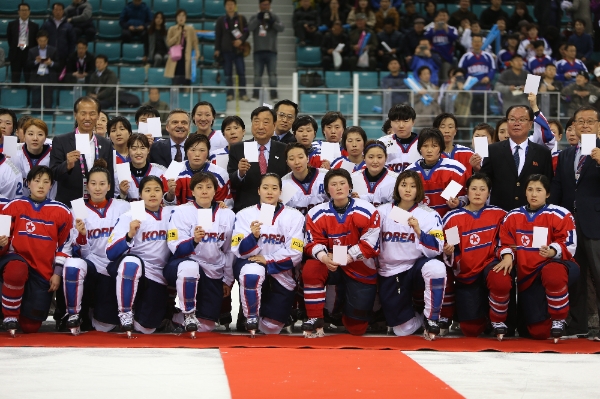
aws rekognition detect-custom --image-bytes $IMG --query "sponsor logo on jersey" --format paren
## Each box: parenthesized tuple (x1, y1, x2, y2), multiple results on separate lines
(291, 238, 304, 252)
(88, 227, 113, 239)
(261, 234, 286, 245)
(231, 233, 243, 246)
(429, 230, 444, 240)
(201, 232, 225, 243)
(142, 230, 167, 242)
(107, 233, 114, 244)
(167, 229, 178, 242)
(382, 231, 416, 243)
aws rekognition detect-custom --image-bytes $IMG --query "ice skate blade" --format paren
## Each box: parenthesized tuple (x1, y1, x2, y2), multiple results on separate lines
(423, 331, 436, 341)
(190, 331, 196, 339)
(249, 330, 256, 338)
(497, 334, 504, 342)
(8, 329, 16, 338)
(70, 327, 81, 336)
(303, 328, 325, 338)
(554, 338, 559, 344)
(387, 327, 393, 336)
(126, 331, 136, 339)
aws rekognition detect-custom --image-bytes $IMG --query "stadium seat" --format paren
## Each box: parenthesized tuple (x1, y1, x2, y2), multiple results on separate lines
(201, 44, 215, 65)
(127, 90, 145, 103)
(31, 19, 44, 27)
(360, 119, 383, 139)
(204, 0, 224, 19)
(152, 0, 177, 17)
(296, 47, 321, 67)
(502, 5, 515, 16)
(28, 0, 49, 15)
(119, 66, 146, 85)
(97, 20, 122, 40)
(179, 0, 203, 18)
(354, 71, 379, 89)
(0, 20, 9, 38)
(123, 114, 137, 127)
(54, 115, 76, 135)
(147, 68, 171, 86)
(327, 94, 353, 114)
(0, 0, 21, 14)
(31, 114, 55, 133)
(158, 89, 170, 104)
(446, 5, 459, 15)
(87, 0, 101, 16)
(201, 68, 225, 86)
(527, 6, 535, 20)
(178, 92, 199, 109)
(58, 90, 76, 110)
(204, 21, 216, 31)
(0, 88, 28, 108)
(358, 94, 382, 114)
(122, 43, 145, 63)
(325, 71, 351, 89)
(0, 40, 8, 56)
(0, 66, 7, 83)
(191, 22, 203, 31)
(472, 5, 486, 18)
(299, 93, 327, 114)
(95, 42, 121, 62)
(200, 92, 227, 113)
(101, 0, 125, 16)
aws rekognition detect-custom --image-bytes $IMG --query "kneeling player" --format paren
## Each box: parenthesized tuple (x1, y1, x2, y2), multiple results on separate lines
(106, 176, 175, 336)
(442, 173, 511, 339)
(302, 169, 381, 337)
(497, 175, 578, 342)
(165, 172, 235, 338)
(378, 171, 446, 340)
(0, 166, 72, 335)
(231, 174, 305, 337)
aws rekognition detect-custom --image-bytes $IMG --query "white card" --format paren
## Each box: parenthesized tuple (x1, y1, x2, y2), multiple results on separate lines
(197, 208, 213, 230)
(244, 142, 259, 163)
(381, 41, 392, 53)
(524, 74, 541, 95)
(3, 136, 18, 158)
(334, 43, 345, 52)
(215, 154, 228, 170)
(339, 160, 356, 173)
(70, 198, 89, 220)
(532, 226, 548, 248)
(390, 206, 411, 225)
(440, 180, 463, 201)
(445, 226, 460, 246)
(163, 161, 184, 180)
(116, 162, 131, 183)
(351, 174, 368, 195)
(581, 134, 596, 156)
(147, 117, 162, 138)
(333, 245, 348, 266)
(75, 133, 91, 157)
(130, 200, 147, 222)
(138, 121, 148, 134)
(0, 215, 10, 237)
(280, 183, 299, 204)
(320, 142, 340, 162)
(473, 136, 489, 158)
(258, 203, 275, 226)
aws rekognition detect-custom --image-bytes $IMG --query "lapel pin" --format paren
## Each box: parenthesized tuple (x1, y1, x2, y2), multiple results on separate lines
(533, 161, 538, 166)
(275, 156, 279, 159)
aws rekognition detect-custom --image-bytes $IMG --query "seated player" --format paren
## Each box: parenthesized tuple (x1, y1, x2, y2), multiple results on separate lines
(0, 165, 73, 335)
(165, 172, 236, 338)
(292, 115, 327, 169)
(331, 126, 367, 172)
(378, 104, 420, 173)
(497, 174, 578, 342)
(231, 173, 305, 336)
(106, 176, 175, 336)
(442, 173, 511, 340)
(62, 160, 131, 335)
(433, 113, 474, 179)
(378, 170, 446, 340)
(351, 140, 397, 206)
(209, 116, 246, 160)
(191, 101, 227, 154)
(302, 169, 381, 337)
(108, 116, 132, 165)
(282, 143, 328, 215)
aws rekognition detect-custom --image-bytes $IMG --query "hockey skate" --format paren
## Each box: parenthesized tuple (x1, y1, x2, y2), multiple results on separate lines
(3, 317, 18, 338)
(437, 317, 450, 336)
(119, 311, 135, 339)
(423, 316, 441, 341)
(282, 315, 295, 334)
(551, 319, 566, 344)
(492, 322, 508, 341)
(183, 313, 199, 339)
(67, 314, 82, 336)
(246, 317, 258, 338)
(301, 317, 325, 338)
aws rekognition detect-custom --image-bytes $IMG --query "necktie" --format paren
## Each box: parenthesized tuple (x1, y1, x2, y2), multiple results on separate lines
(576, 152, 586, 181)
(513, 145, 520, 172)
(174, 144, 182, 162)
(259, 145, 267, 174)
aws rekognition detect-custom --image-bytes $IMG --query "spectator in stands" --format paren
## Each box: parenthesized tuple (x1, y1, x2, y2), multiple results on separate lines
(563, 0, 593, 35)
(42, 3, 76, 67)
(374, 0, 399, 32)
(568, 19, 594, 67)
(400, 1, 422, 33)
(348, 13, 378, 70)
(448, 0, 477, 28)
(498, 33, 519, 73)
(495, 54, 528, 114)
(539, 63, 562, 117)
(561, 71, 600, 115)
(592, 67, 600, 89)
(166, 10, 199, 87)
(145, 11, 168, 67)
(495, 16, 508, 44)
(479, 0, 509, 30)
(7, 3, 39, 85)
(321, 21, 351, 70)
(424, 9, 458, 83)
(438, 68, 472, 123)
(143, 88, 169, 123)
(65, 0, 96, 42)
(413, 66, 441, 128)
(410, 38, 441, 86)
(534, 0, 562, 37)
(64, 38, 94, 84)
(592, 1, 600, 51)
(215, 0, 249, 101)
(556, 43, 589, 85)
(459, 19, 488, 54)
(377, 17, 404, 67)
(347, 0, 376, 29)
(249, 0, 285, 102)
(28, 30, 60, 111)
(120, 0, 153, 43)
(459, 33, 496, 117)
(321, 0, 349, 30)
(518, 23, 552, 60)
(273, 100, 298, 143)
(507, 2, 534, 32)
(403, 17, 426, 64)
(527, 40, 554, 76)
(87, 54, 117, 110)
(422, 1, 437, 25)
(293, 0, 322, 46)
(381, 57, 409, 105)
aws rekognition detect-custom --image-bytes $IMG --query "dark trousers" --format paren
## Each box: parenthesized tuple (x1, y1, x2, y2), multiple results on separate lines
(252, 51, 278, 98)
(10, 49, 30, 83)
(31, 74, 54, 110)
(121, 28, 147, 43)
(222, 51, 247, 96)
(293, 23, 322, 45)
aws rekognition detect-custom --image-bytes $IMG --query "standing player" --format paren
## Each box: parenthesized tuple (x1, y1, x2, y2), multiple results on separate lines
(0, 143, 23, 201)
(282, 143, 328, 215)
(351, 140, 397, 206)
(311, 112, 348, 160)
(108, 116, 132, 165)
(209, 116, 246, 162)
(433, 113, 474, 179)
(331, 127, 367, 172)
(378, 104, 420, 173)
(231, 174, 305, 337)
(0, 108, 17, 153)
(191, 101, 228, 154)
(292, 116, 326, 169)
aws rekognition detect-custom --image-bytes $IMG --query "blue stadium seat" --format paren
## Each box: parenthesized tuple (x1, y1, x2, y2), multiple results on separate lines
(191, 22, 203, 31)
(201, 44, 215, 65)
(354, 71, 379, 89)
(179, 0, 203, 18)
(0, 0, 22, 14)
(159, 89, 170, 103)
(299, 93, 327, 114)
(119, 66, 146, 85)
(446, 5, 460, 15)
(54, 115, 76, 134)
(58, 90, 76, 110)
(204, 0, 224, 19)
(502, 5, 515, 16)
(101, 0, 125, 16)
(31, 19, 44, 27)
(0, 20, 9, 38)
(128, 90, 145, 103)
(204, 21, 216, 31)
(178, 92, 199, 109)
(147, 68, 171, 85)
(28, 0, 48, 15)
(296, 47, 321, 67)
(527, 6, 535, 20)
(472, 5, 486, 18)
(87, 0, 101, 16)
(327, 94, 353, 114)
(0, 66, 8, 83)
(122, 43, 145, 63)
(31, 114, 55, 133)
(95, 42, 121, 62)
(1, 88, 28, 108)
(165, 21, 176, 30)
(358, 94, 382, 114)
(0, 40, 8, 56)
(201, 68, 224, 86)
(200, 92, 227, 113)
(97, 20, 122, 40)
(360, 119, 383, 139)
(152, 0, 177, 17)
(325, 71, 351, 89)
(123, 114, 137, 127)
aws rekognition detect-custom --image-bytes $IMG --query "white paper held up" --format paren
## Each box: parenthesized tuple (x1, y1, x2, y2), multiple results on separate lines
(215, 154, 229, 170)
(116, 162, 131, 183)
(524, 74, 541, 95)
(440, 180, 463, 201)
(258, 203, 275, 226)
(75, 133, 91, 157)
(3, 136, 18, 158)
(130, 200, 147, 222)
(70, 198, 89, 220)
(532, 226, 549, 248)
(137, 121, 148, 134)
(390, 206, 411, 225)
(163, 161, 184, 180)
(333, 245, 348, 266)
(581, 134, 596, 156)
(244, 142, 259, 163)
(445, 226, 460, 246)
(280, 183, 299, 204)
(351, 174, 368, 195)
(147, 117, 162, 137)
(197, 208, 213, 230)
(473, 136, 489, 158)
(320, 142, 341, 162)
(0, 215, 11, 237)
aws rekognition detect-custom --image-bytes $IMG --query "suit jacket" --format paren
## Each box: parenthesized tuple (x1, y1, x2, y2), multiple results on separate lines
(6, 19, 39, 61)
(50, 132, 115, 206)
(550, 138, 600, 239)
(87, 68, 118, 102)
(480, 139, 553, 212)
(227, 139, 289, 213)
(64, 51, 96, 81)
(27, 46, 61, 81)
(273, 131, 297, 144)
(148, 138, 178, 168)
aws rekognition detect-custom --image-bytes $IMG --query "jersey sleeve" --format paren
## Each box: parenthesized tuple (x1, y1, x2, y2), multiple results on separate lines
(0, 161, 22, 200)
(221, 212, 236, 286)
(304, 209, 329, 259)
(415, 210, 444, 258)
(348, 208, 381, 262)
(549, 211, 577, 260)
(263, 211, 305, 275)
(167, 207, 196, 258)
(497, 213, 516, 260)
(106, 213, 133, 261)
(530, 111, 555, 150)
(231, 211, 261, 259)
(54, 208, 74, 274)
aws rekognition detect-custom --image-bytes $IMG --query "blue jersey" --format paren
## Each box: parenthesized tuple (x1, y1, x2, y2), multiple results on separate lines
(555, 58, 588, 83)
(458, 51, 496, 86)
(424, 25, 458, 63)
(527, 55, 554, 75)
(497, 49, 517, 72)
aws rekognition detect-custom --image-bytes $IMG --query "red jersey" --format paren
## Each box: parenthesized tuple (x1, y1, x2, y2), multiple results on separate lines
(162, 161, 231, 207)
(441, 144, 474, 180)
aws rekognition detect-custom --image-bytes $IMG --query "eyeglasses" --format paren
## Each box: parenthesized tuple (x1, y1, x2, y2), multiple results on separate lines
(277, 112, 295, 121)
(507, 118, 531, 124)
(575, 119, 598, 126)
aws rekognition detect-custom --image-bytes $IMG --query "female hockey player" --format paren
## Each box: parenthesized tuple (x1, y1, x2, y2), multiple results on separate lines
(164, 172, 235, 338)
(331, 126, 367, 172)
(351, 140, 397, 206)
(231, 173, 305, 337)
(108, 116, 132, 165)
(292, 115, 327, 169)
(208, 116, 245, 162)
(433, 113, 475, 179)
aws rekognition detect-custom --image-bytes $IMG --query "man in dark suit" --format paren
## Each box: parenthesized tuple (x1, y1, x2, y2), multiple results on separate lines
(41, 2, 76, 66)
(148, 109, 190, 167)
(550, 106, 600, 338)
(64, 38, 95, 84)
(227, 106, 289, 212)
(7, 3, 39, 83)
(87, 54, 118, 110)
(272, 100, 298, 144)
(27, 30, 61, 110)
(481, 105, 554, 212)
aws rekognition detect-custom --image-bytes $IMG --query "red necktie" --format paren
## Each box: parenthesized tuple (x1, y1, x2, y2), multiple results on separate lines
(259, 145, 267, 174)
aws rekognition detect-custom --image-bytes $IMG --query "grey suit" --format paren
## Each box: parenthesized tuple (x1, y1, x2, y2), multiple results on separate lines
(87, 68, 118, 109)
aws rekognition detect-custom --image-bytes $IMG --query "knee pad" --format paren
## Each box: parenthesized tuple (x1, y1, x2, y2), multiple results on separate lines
(528, 319, 551, 340)
(460, 319, 487, 337)
(3, 260, 28, 285)
(421, 259, 447, 280)
(119, 256, 143, 281)
(487, 270, 512, 293)
(392, 316, 422, 336)
(63, 257, 88, 275)
(240, 263, 265, 290)
(342, 314, 369, 336)
(19, 315, 42, 334)
(258, 317, 284, 335)
(177, 260, 200, 280)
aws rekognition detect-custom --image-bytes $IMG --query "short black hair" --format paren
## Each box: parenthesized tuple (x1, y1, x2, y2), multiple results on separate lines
(417, 65, 431, 77)
(27, 165, 53, 185)
(74, 96, 101, 114)
(471, 33, 483, 40)
(184, 132, 211, 154)
(532, 40, 545, 49)
(107, 116, 132, 136)
(321, 111, 346, 131)
(221, 115, 245, 131)
(0, 108, 17, 133)
(388, 104, 416, 121)
(381, 118, 391, 134)
(574, 18, 586, 27)
(52, 2, 65, 10)
(565, 116, 575, 130)
(190, 171, 218, 192)
(364, 139, 387, 157)
(285, 142, 309, 159)
(505, 104, 534, 121)
(573, 106, 600, 120)
(19, 3, 30, 11)
(37, 30, 49, 39)
(525, 174, 551, 193)
(139, 175, 164, 194)
(433, 112, 458, 130)
(434, 8, 449, 17)
(547, 119, 563, 137)
(392, 170, 424, 203)
(260, 173, 282, 189)
(251, 106, 277, 122)
(274, 100, 298, 118)
(127, 133, 150, 149)
(323, 168, 352, 198)
(135, 105, 160, 123)
(466, 172, 492, 191)
(341, 126, 367, 151)
(191, 101, 216, 122)
(510, 53, 524, 61)
(383, 16, 396, 26)
(292, 115, 318, 134)
(473, 122, 494, 140)
(76, 38, 88, 46)
(417, 127, 444, 153)
(95, 54, 109, 63)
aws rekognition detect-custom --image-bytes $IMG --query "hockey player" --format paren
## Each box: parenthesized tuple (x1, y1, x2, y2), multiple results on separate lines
(378, 170, 446, 340)
(351, 140, 397, 206)
(378, 104, 420, 173)
(302, 169, 381, 337)
(0, 165, 73, 335)
(165, 172, 235, 338)
(331, 127, 367, 172)
(192, 101, 228, 155)
(62, 160, 130, 335)
(442, 173, 511, 340)
(433, 113, 475, 179)
(0, 144, 23, 201)
(106, 176, 175, 336)
(108, 116, 132, 165)
(231, 173, 305, 337)
(0, 108, 17, 154)
(209, 116, 246, 162)
(292, 116, 326, 169)
(311, 112, 348, 163)
(497, 174, 578, 342)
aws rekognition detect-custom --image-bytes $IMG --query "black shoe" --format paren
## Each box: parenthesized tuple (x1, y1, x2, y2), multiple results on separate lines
(236, 312, 247, 332)
(301, 318, 325, 337)
(423, 316, 440, 340)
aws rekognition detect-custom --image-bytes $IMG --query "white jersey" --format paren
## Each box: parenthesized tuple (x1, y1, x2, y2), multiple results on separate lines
(106, 206, 175, 285)
(281, 168, 329, 215)
(351, 168, 398, 207)
(231, 204, 305, 291)
(0, 196, 9, 210)
(73, 199, 130, 275)
(115, 163, 166, 201)
(167, 202, 236, 285)
(377, 203, 444, 276)
(12, 144, 57, 199)
(378, 133, 421, 173)
(207, 130, 228, 155)
(0, 154, 22, 200)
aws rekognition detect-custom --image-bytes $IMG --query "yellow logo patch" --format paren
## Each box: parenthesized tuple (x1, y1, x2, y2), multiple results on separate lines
(167, 229, 178, 242)
(429, 230, 444, 240)
(291, 238, 304, 252)
(231, 234, 243, 246)
(107, 234, 114, 244)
